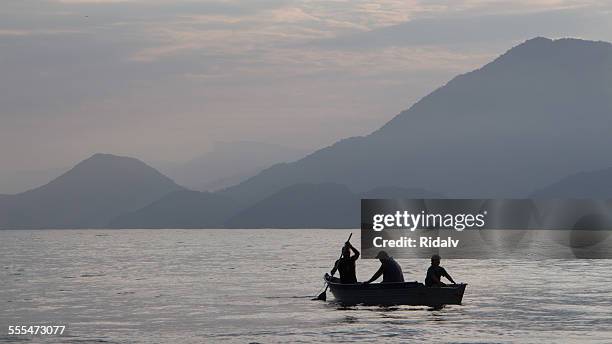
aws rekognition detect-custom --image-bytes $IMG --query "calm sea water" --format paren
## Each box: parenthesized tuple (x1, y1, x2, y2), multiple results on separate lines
(1, 229, 612, 343)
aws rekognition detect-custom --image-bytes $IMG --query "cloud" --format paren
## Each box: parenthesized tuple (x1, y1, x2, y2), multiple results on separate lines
(267, 7, 321, 23)
(0, 29, 31, 36)
(2, 0, 612, 173)
(55, 0, 132, 3)
(0, 29, 81, 36)
(308, 8, 612, 50)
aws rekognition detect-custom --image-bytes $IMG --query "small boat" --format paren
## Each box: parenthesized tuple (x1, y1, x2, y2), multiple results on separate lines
(324, 275, 467, 306)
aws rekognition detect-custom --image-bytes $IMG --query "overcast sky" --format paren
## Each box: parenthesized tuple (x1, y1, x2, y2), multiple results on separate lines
(2, 0, 612, 172)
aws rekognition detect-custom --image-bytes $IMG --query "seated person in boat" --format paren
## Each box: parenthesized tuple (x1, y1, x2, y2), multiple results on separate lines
(363, 251, 404, 284)
(425, 254, 456, 287)
(328, 241, 360, 284)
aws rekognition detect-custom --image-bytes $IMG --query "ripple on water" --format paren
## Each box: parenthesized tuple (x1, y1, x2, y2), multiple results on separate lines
(1, 229, 612, 343)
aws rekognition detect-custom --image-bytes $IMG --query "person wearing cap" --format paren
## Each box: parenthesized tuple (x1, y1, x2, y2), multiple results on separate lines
(425, 254, 456, 287)
(328, 241, 360, 284)
(363, 251, 405, 284)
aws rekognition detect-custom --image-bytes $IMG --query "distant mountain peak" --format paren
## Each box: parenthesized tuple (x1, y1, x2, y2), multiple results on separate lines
(505, 36, 612, 53)
(519, 36, 552, 45)
(492, 37, 612, 66)
(1, 153, 185, 228)
(90, 152, 117, 158)
(65, 153, 172, 181)
(81, 153, 144, 164)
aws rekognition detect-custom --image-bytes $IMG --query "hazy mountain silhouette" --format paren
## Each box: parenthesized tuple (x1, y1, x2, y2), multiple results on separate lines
(531, 167, 612, 198)
(226, 183, 358, 228)
(5, 37, 612, 229)
(0, 154, 184, 229)
(109, 190, 240, 228)
(226, 183, 443, 228)
(155, 141, 307, 191)
(222, 38, 612, 203)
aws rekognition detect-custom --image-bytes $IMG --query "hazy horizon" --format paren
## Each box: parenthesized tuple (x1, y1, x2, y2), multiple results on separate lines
(2, 0, 612, 174)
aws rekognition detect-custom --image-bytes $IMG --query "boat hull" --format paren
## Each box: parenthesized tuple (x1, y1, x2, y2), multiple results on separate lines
(325, 276, 467, 306)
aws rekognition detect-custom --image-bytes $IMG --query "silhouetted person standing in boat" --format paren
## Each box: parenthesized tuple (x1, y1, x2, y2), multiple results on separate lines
(425, 254, 456, 287)
(328, 241, 360, 284)
(364, 251, 404, 283)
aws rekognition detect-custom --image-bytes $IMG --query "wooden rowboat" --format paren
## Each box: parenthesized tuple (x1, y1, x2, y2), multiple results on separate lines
(325, 275, 467, 306)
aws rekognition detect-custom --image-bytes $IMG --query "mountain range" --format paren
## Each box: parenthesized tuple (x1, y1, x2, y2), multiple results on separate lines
(2, 37, 612, 229)
(531, 167, 612, 198)
(109, 190, 239, 228)
(221, 37, 612, 203)
(153, 141, 306, 191)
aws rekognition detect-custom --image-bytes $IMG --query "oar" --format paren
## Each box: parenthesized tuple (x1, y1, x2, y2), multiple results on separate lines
(313, 233, 352, 301)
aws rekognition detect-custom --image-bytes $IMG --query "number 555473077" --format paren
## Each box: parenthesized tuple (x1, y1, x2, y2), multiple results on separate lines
(8, 325, 66, 335)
